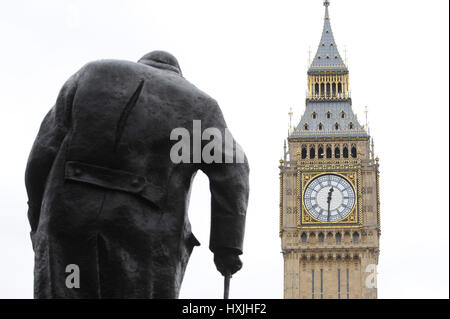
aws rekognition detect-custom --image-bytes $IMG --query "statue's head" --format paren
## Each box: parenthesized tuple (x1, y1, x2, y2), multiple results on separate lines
(138, 51, 182, 76)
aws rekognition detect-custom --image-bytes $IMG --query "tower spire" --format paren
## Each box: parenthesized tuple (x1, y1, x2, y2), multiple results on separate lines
(308, 0, 347, 72)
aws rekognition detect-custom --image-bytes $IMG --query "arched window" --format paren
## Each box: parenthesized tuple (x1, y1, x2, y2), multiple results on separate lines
(301, 232, 307, 243)
(341, 111, 346, 119)
(332, 83, 337, 97)
(312, 112, 317, 119)
(335, 147, 341, 158)
(352, 232, 360, 243)
(318, 123, 323, 131)
(326, 83, 331, 97)
(301, 146, 307, 159)
(351, 146, 357, 158)
(309, 146, 316, 159)
(320, 83, 325, 97)
(344, 231, 351, 242)
(335, 123, 339, 130)
(327, 111, 332, 119)
(336, 232, 342, 243)
(318, 233, 325, 242)
(349, 122, 354, 129)
(304, 123, 309, 130)
(326, 146, 332, 158)
(338, 83, 342, 96)
(318, 146, 324, 159)
(343, 146, 349, 158)
(315, 83, 319, 97)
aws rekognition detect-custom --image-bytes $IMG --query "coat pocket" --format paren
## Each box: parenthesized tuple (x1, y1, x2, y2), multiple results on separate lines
(65, 161, 165, 208)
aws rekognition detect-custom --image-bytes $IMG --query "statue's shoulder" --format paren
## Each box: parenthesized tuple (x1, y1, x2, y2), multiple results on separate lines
(76, 58, 219, 109)
(78, 59, 145, 78)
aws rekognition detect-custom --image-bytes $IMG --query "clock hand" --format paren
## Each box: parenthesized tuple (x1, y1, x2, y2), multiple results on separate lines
(327, 201, 331, 222)
(327, 187, 334, 222)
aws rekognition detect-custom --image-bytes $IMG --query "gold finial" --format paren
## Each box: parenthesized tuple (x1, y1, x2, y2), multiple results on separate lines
(344, 47, 348, 67)
(280, 159, 284, 164)
(288, 107, 294, 133)
(308, 47, 311, 66)
(364, 105, 369, 132)
(375, 156, 379, 163)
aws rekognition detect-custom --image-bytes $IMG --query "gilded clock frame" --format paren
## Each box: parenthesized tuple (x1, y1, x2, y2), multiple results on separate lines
(297, 164, 363, 229)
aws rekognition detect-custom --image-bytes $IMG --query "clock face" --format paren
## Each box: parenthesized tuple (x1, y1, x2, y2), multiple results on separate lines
(304, 174, 355, 222)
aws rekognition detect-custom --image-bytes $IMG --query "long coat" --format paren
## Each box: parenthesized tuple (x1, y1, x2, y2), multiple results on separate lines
(25, 53, 249, 298)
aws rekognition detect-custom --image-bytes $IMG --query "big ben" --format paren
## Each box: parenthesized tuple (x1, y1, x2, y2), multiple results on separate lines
(280, 1, 380, 299)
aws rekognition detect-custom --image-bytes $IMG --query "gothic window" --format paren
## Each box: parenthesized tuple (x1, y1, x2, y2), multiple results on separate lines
(315, 83, 319, 97)
(352, 232, 360, 243)
(343, 146, 349, 158)
(326, 111, 331, 119)
(346, 269, 350, 299)
(321, 83, 325, 97)
(336, 232, 342, 243)
(330, 42, 334, 46)
(304, 123, 309, 130)
(332, 83, 337, 97)
(338, 83, 342, 96)
(301, 146, 307, 159)
(349, 122, 354, 129)
(326, 83, 331, 96)
(309, 146, 316, 159)
(326, 146, 332, 158)
(318, 146, 324, 159)
(301, 232, 307, 243)
(335, 146, 340, 158)
(312, 111, 317, 119)
(338, 269, 341, 299)
(322, 42, 325, 46)
(334, 123, 339, 130)
(320, 269, 324, 299)
(344, 231, 351, 242)
(341, 111, 346, 118)
(351, 146, 357, 158)
(318, 123, 323, 131)
(318, 233, 325, 242)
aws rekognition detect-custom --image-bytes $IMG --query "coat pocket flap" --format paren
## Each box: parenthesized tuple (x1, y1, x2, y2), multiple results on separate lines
(65, 161, 164, 208)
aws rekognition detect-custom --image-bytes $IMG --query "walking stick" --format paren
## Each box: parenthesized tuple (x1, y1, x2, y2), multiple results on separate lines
(224, 273, 231, 299)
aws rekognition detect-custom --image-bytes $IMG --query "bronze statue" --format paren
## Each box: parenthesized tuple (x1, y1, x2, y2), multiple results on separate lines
(25, 51, 249, 298)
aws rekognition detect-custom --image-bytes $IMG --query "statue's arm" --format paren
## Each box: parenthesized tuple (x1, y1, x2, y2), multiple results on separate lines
(25, 74, 78, 232)
(199, 101, 250, 255)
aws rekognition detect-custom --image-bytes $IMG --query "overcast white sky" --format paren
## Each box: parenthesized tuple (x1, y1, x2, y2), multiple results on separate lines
(0, 0, 448, 299)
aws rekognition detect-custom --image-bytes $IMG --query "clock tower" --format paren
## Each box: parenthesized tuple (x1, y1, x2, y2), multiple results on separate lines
(280, 1, 380, 299)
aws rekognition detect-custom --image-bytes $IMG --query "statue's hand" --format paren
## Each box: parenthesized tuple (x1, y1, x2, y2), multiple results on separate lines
(214, 248, 243, 276)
